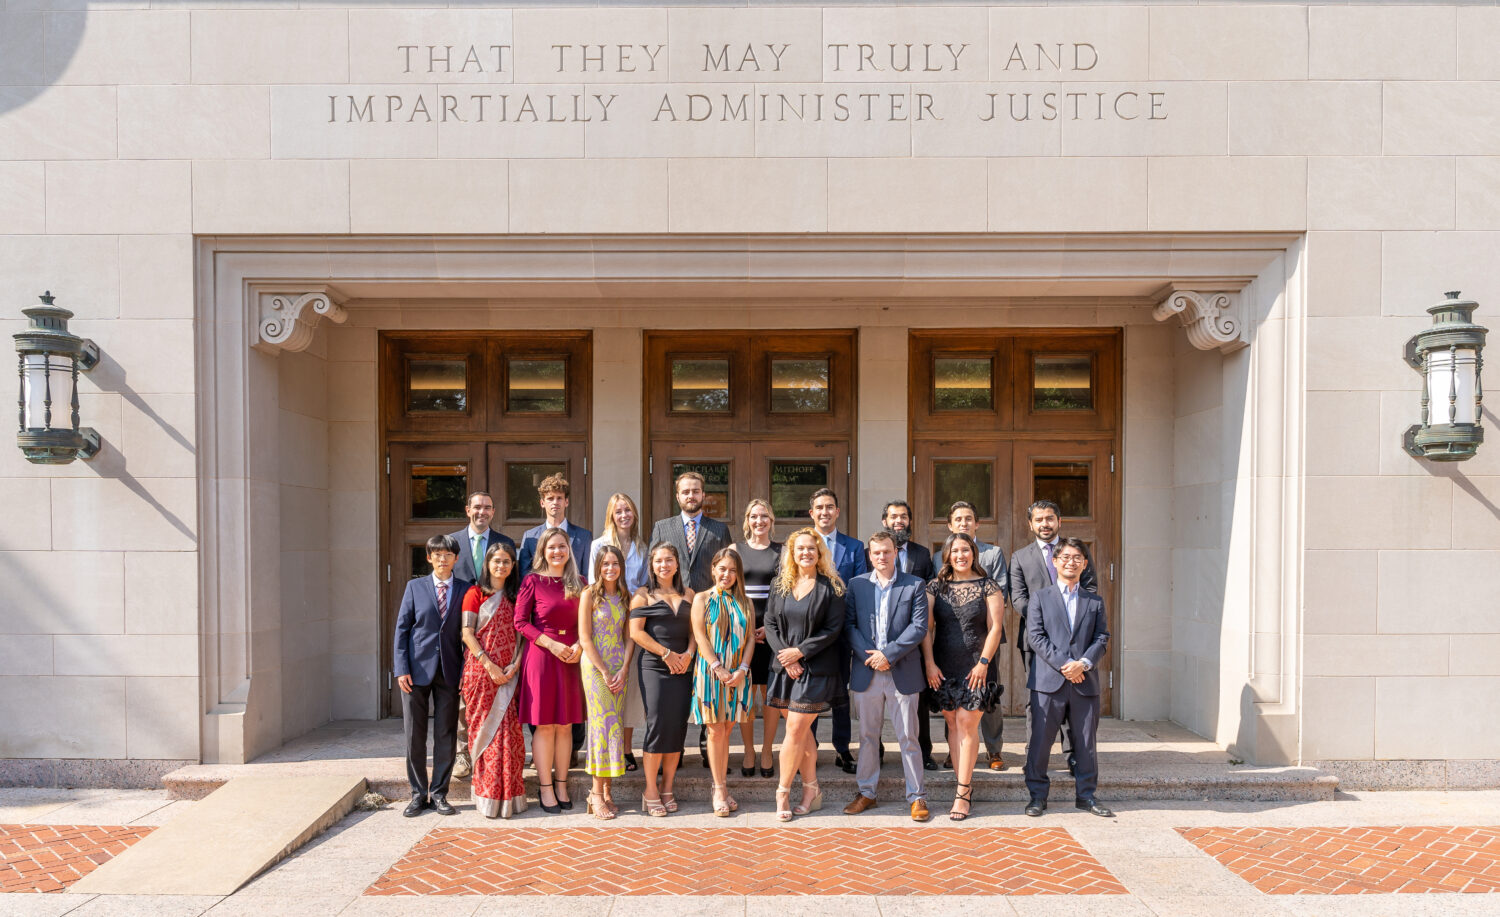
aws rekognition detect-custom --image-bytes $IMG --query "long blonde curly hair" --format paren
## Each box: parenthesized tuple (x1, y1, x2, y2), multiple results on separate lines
(532, 527, 584, 598)
(773, 526, 845, 596)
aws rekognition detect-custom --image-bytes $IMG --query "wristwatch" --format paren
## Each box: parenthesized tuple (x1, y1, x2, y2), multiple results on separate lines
(978, 655, 990, 666)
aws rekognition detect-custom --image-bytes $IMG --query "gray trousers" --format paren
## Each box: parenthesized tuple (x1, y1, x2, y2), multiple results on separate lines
(979, 706, 1004, 757)
(851, 670, 925, 803)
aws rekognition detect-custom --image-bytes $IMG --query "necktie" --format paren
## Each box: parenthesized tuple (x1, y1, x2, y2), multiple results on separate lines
(472, 534, 483, 578)
(437, 582, 448, 619)
(685, 517, 697, 555)
(1043, 542, 1057, 584)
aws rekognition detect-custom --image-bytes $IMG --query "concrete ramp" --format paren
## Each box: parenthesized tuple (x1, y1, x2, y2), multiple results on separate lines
(70, 775, 365, 896)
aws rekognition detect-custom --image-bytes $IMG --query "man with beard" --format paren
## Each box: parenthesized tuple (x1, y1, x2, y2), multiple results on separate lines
(878, 500, 934, 580)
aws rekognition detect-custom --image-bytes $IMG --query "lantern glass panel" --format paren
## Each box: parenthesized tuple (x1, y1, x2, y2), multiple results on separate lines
(1426, 347, 1480, 425)
(21, 354, 75, 432)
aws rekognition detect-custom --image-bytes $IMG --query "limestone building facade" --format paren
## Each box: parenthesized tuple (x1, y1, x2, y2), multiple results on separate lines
(1, 2, 1497, 788)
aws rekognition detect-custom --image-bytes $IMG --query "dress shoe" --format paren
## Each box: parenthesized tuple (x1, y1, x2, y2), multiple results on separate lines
(403, 795, 429, 818)
(910, 799, 931, 822)
(922, 757, 938, 772)
(1076, 798, 1115, 818)
(834, 753, 857, 774)
(988, 753, 1005, 771)
(431, 794, 456, 816)
(453, 750, 472, 779)
(843, 794, 879, 815)
(1067, 752, 1078, 776)
(941, 756, 952, 769)
(1024, 797, 1047, 818)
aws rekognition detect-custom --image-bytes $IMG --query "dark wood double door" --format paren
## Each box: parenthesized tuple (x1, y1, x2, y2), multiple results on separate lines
(380, 332, 591, 716)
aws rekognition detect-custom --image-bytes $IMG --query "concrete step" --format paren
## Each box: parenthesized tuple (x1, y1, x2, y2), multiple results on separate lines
(70, 775, 365, 896)
(164, 750, 1336, 805)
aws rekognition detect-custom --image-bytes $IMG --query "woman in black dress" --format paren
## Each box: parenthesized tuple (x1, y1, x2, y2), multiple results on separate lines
(628, 541, 696, 816)
(764, 527, 845, 821)
(921, 531, 1005, 821)
(735, 498, 782, 778)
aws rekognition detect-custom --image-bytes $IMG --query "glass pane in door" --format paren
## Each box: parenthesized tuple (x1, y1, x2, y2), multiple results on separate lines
(1034, 461, 1090, 516)
(407, 359, 468, 412)
(409, 544, 434, 579)
(506, 359, 566, 413)
(933, 357, 993, 410)
(933, 461, 992, 518)
(410, 463, 469, 519)
(769, 461, 829, 523)
(505, 462, 567, 519)
(671, 461, 730, 519)
(671, 359, 730, 412)
(1033, 354, 1093, 411)
(769, 359, 830, 412)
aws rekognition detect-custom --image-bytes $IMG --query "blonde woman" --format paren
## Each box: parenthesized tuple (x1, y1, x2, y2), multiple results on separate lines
(578, 544, 634, 819)
(514, 528, 585, 813)
(734, 499, 782, 777)
(764, 528, 846, 821)
(690, 547, 755, 816)
(588, 492, 649, 770)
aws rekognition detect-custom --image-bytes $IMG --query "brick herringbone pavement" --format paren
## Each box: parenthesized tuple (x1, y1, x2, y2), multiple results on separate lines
(1180, 826, 1500, 894)
(0, 824, 155, 893)
(367, 826, 1127, 896)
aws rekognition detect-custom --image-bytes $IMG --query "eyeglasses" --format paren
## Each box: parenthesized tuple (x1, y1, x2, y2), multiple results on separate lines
(1055, 555, 1086, 565)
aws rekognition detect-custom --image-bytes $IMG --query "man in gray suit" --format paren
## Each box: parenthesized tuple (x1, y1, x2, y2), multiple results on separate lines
(842, 531, 931, 822)
(1024, 537, 1112, 818)
(648, 470, 732, 592)
(1009, 499, 1098, 774)
(945, 501, 1011, 771)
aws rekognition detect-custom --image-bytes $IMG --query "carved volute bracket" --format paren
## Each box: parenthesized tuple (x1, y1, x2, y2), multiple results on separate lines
(1152, 289, 1247, 353)
(253, 288, 348, 354)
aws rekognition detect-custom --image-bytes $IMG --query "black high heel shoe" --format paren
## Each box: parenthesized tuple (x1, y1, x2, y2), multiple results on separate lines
(699, 730, 709, 768)
(555, 778, 573, 810)
(537, 780, 561, 814)
(741, 762, 756, 777)
(760, 765, 775, 778)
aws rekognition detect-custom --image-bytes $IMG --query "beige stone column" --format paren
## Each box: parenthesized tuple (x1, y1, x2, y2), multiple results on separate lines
(856, 326, 908, 539)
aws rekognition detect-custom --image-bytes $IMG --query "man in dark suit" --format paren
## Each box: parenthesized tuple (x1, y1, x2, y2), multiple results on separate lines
(517, 473, 592, 576)
(1009, 499, 1098, 775)
(515, 473, 591, 756)
(1023, 536, 1112, 818)
(448, 491, 516, 779)
(648, 470, 731, 592)
(394, 534, 470, 817)
(879, 500, 934, 579)
(810, 487, 865, 772)
(843, 531, 931, 822)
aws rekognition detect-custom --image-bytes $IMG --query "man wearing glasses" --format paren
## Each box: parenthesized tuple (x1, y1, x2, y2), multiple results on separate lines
(1022, 537, 1113, 818)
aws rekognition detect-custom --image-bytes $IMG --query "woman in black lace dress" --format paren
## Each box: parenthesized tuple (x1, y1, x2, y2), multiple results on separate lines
(921, 532, 1005, 821)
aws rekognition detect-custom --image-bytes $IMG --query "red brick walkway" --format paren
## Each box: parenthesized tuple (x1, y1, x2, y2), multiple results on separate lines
(1181, 826, 1500, 894)
(0, 824, 154, 893)
(368, 826, 1127, 896)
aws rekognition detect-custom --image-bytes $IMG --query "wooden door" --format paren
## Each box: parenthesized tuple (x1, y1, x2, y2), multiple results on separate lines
(1011, 439, 1118, 715)
(648, 442, 754, 532)
(755, 439, 851, 542)
(383, 442, 486, 715)
(486, 441, 590, 547)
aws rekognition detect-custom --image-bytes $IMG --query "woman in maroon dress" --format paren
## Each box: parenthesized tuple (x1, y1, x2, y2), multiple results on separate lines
(515, 528, 586, 813)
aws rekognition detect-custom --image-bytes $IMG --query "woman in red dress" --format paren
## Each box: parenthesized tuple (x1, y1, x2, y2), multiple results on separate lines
(460, 542, 527, 818)
(514, 527, 587, 813)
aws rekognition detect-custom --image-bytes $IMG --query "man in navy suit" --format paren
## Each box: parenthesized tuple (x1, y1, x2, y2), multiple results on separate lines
(516, 473, 592, 577)
(448, 491, 515, 779)
(394, 534, 470, 817)
(810, 487, 865, 772)
(843, 532, 931, 822)
(1023, 537, 1113, 819)
(514, 473, 591, 755)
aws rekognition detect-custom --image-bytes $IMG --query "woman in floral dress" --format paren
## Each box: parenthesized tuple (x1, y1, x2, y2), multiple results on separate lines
(578, 544, 634, 819)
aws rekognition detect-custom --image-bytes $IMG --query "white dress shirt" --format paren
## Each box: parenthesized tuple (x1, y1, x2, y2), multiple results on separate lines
(1057, 580, 1091, 670)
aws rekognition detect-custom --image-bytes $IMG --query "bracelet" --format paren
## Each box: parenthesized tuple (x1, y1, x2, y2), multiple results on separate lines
(737, 663, 751, 673)
(711, 661, 725, 671)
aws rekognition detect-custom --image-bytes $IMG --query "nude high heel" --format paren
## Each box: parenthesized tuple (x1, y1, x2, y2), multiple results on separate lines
(775, 785, 794, 822)
(793, 782, 822, 816)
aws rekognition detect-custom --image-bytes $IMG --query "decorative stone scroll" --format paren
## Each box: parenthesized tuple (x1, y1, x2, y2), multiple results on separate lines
(254, 289, 348, 354)
(1152, 289, 1247, 353)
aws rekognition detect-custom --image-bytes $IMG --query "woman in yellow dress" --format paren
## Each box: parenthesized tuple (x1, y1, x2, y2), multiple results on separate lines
(690, 547, 755, 817)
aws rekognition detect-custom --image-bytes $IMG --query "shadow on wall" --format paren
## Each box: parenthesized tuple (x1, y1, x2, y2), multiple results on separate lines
(0, 9, 86, 117)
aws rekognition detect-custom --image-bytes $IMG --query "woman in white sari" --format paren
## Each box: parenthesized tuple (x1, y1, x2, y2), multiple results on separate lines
(460, 542, 527, 817)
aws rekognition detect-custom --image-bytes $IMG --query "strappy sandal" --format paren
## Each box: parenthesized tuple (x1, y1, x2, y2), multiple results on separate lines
(537, 780, 560, 814)
(775, 785, 794, 822)
(793, 781, 822, 816)
(949, 781, 973, 821)
(711, 784, 732, 817)
(623, 753, 638, 772)
(660, 791, 679, 813)
(586, 792, 616, 820)
(641, 793, 667, 817)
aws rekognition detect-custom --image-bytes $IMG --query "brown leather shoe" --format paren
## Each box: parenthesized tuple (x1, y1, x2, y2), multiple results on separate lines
(843, 794, 879, 815)
(988, 754, 1005, 771)
(910, 799, 931, 822)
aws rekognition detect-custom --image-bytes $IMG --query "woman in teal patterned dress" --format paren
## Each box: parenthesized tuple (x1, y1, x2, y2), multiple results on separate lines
(690, 547, 755, 817)
(578, 544, 634, 819)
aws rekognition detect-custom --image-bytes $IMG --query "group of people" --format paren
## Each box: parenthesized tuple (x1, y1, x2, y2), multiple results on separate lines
(393, 470, 1112, 823)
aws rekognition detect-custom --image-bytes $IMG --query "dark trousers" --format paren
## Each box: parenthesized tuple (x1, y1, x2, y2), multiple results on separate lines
(816, 635, 853, 757)
(1022, 647, 1073, 756)
(1024, 684, 1100, 802)
(402, 670, 459, 800)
